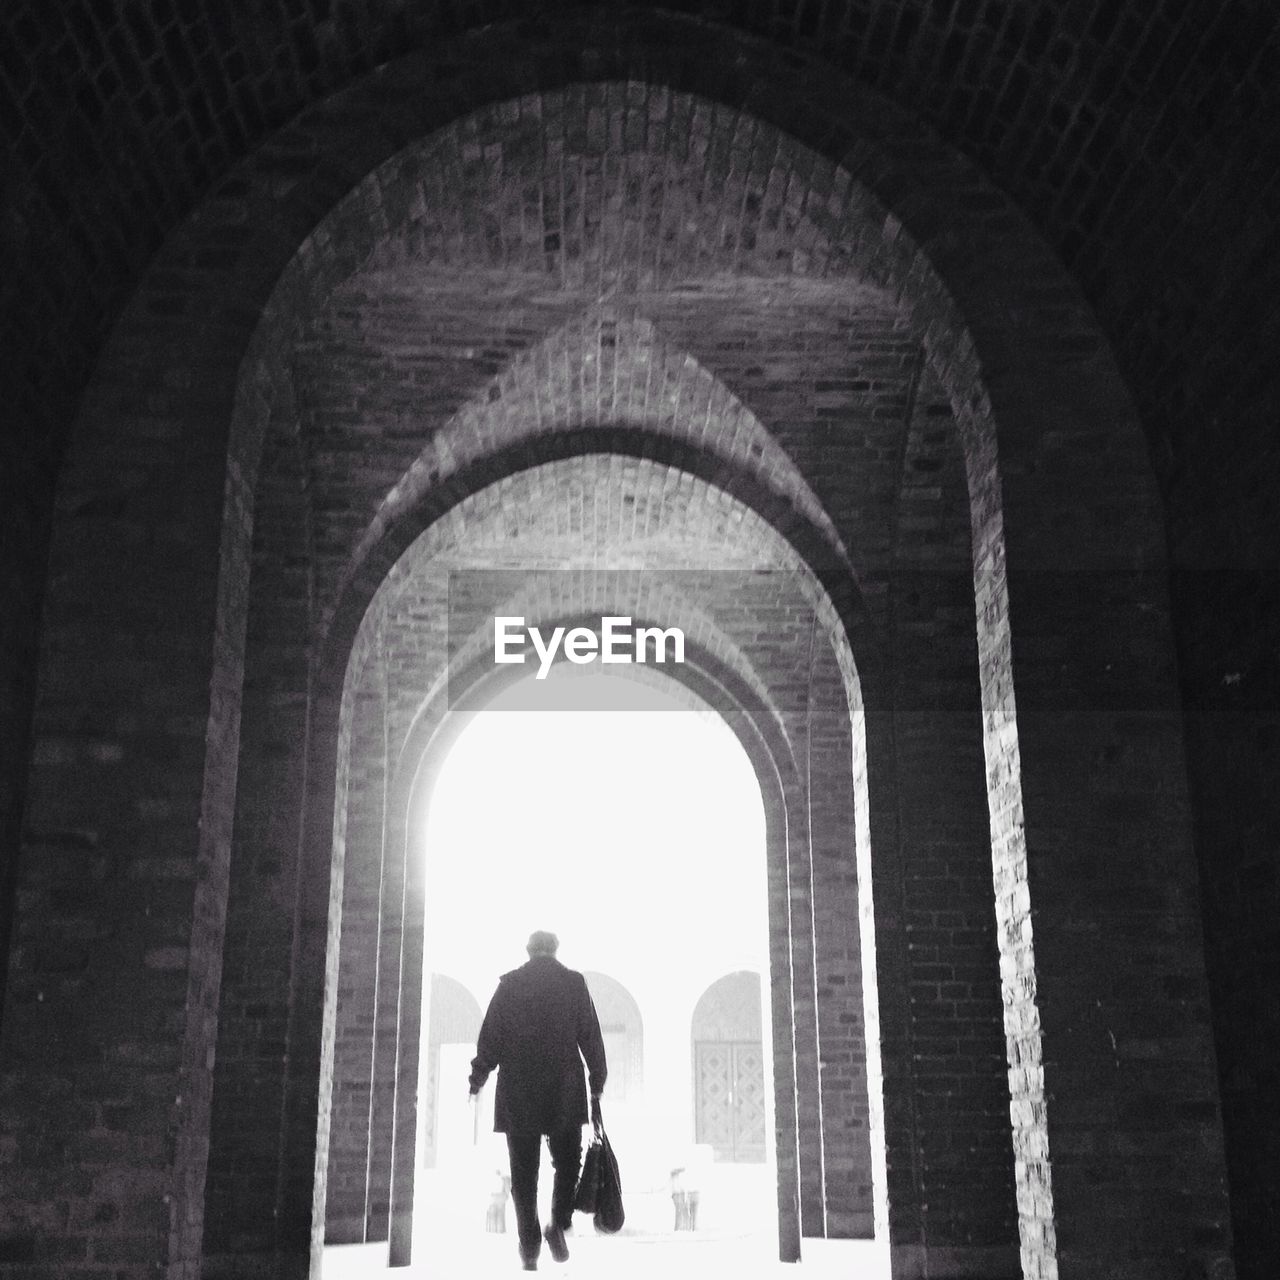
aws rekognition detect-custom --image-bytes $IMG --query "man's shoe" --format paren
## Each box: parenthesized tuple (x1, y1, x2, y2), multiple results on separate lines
(543, 1222, 570, 1263)
(519, 1240, 540, 1270)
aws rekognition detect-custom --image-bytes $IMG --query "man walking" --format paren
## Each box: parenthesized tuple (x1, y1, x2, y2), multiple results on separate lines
(469, 931, 607, 1271)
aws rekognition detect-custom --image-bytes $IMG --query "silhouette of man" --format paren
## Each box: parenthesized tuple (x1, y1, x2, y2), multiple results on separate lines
(469, 931, 607, 1271)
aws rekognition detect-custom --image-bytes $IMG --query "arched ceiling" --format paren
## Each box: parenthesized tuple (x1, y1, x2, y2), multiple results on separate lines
(2, 1, 1276, 546)
(311, 295, 854, 616)
(256, 83, 981, 665)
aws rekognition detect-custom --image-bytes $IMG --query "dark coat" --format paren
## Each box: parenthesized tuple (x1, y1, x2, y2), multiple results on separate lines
(468, 955, 608, 1134)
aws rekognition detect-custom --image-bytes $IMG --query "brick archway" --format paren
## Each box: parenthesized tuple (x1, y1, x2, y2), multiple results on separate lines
(0, 20, 1229, 1280)
(311, 448, 877, 1268)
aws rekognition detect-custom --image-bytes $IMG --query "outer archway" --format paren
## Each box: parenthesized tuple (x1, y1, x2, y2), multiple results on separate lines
(0, 24, 1230, 1280)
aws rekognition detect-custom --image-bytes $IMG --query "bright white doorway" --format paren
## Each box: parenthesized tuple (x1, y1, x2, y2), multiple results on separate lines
(413, 670, 779, 1271)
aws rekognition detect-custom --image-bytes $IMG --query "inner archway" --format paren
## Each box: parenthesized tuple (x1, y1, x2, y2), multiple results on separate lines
(315, 452, 887, 1269)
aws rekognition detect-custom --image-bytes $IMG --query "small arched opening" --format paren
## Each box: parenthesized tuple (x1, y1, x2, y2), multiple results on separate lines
(691, 971, 768, 1165)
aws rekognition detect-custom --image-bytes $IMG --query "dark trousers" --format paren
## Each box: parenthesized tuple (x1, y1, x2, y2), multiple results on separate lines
(505, 1127, 583, 1255)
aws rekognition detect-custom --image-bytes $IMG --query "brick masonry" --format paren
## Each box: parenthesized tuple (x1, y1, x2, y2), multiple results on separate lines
(0, 13, 1266, 1280)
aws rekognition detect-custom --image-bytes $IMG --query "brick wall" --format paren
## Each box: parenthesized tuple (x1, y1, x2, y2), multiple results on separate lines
(0, 449, 50, 1031)
(0, 287, 252, 1277)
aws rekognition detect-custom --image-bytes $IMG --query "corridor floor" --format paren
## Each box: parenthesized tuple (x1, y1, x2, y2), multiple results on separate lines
(323, 1234, 888, 1279)
(322, 1163, 889, 1278)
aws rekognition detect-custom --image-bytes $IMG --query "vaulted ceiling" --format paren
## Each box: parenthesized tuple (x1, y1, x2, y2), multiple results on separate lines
(2, 1, 1276, 562)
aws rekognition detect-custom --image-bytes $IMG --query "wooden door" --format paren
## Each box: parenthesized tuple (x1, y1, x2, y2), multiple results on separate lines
(694, 1040, 767, 1162)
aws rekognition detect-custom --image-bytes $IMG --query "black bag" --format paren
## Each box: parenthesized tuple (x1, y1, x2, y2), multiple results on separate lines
(575, 1115, 624, 1233)
(574, 1133, 602, 1214)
